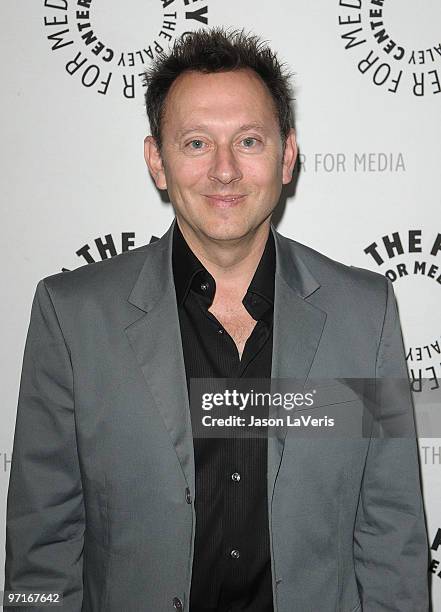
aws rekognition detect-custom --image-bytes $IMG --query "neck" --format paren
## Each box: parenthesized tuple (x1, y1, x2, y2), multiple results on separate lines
(176, 217, 271, 300)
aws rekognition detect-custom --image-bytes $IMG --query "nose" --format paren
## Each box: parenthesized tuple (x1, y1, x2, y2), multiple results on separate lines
(208, 144, 243, 184)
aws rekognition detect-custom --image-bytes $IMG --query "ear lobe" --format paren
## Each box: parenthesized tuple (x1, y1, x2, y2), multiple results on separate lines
(144, 135, 167, 190)
(282, 129, 298, 185)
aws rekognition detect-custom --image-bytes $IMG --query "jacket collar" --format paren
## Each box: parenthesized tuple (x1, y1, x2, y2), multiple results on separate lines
(128, 217, 320, 314)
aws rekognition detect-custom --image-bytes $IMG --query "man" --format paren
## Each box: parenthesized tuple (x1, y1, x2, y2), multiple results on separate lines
(4, 27, 429, 612)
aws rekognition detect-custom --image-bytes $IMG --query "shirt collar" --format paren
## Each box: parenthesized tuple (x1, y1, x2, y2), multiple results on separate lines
(172, 221, 275, 320)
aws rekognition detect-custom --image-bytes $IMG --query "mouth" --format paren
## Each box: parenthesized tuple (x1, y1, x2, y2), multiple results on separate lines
(204, 194, 246, 208)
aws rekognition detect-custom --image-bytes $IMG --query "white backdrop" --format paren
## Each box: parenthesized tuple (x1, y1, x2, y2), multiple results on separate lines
(1, 0, 440, 607)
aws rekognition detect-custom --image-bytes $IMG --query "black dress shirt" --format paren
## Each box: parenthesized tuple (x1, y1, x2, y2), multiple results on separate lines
(172, 221, 275, 612)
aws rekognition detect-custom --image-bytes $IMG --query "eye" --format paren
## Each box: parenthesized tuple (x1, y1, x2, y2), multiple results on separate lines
(241, 137, 259, 148)
(187, 139, 205, 150)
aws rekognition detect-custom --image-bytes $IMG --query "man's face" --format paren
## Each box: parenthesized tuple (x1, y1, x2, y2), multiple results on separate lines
(145, 68, 297, 243)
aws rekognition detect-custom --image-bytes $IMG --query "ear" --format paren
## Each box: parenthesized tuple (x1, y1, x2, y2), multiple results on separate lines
(282, 128, 298, 185)
(144, 135, 167, 190)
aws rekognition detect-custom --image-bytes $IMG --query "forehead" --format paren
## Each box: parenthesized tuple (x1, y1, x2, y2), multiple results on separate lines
(163, 69, 278, 134)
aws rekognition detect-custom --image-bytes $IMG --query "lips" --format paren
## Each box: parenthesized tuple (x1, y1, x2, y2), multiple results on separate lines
(204, 194, 246, 207)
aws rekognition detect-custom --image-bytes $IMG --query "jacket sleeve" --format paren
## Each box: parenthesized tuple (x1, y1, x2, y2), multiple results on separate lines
(3, 279, 85, 611)
(353, 277, 430, 611)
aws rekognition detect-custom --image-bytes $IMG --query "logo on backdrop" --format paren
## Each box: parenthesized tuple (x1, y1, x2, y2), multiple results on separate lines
(61, 232, 159, 270)
(364, 229, 441, 392)
(431, 527, 441, 580)
(337, 0, 441, 96)
(297, 151, 405, 173)
(42, 0, 210, 99)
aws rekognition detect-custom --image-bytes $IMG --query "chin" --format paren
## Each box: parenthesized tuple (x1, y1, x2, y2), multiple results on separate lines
(198, 219, 252, 242)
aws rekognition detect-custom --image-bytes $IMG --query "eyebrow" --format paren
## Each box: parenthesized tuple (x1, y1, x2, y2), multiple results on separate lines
(176, 122, 267, 138)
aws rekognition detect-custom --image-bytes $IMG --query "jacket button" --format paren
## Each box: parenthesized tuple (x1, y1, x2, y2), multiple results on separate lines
(172, 596, 183, 610)
(185, 487, 192, 504)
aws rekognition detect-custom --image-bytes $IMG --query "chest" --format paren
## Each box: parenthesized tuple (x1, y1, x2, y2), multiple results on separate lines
(208, 303, 257, 358)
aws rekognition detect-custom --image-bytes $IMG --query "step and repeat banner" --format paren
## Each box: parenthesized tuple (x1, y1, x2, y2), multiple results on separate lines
(1, 0, 440, 607)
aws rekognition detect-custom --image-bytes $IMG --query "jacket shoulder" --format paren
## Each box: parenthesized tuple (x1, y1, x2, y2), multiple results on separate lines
(39, 242, 154, 303)
(278, 233, 389, 315)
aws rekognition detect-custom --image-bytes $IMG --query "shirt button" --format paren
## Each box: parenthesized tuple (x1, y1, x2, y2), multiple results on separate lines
(231, 472, 241, 482)
(185, 487, 192, 504)
(217, 328, 224, 334)
(230, 549, 240, 559)
(172, 596, 183, 610)
(200, 282, 209, 291)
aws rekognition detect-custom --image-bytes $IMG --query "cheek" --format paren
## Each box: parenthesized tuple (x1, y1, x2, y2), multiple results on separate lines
(245, 158, 281, 188)
(173, 159, 207, 189)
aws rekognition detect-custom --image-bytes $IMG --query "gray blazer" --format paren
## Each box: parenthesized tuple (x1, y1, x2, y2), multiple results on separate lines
(4, 219, 429, 611)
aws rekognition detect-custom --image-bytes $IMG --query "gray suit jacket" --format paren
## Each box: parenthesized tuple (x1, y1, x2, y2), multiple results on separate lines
(4, 219, 429, 612)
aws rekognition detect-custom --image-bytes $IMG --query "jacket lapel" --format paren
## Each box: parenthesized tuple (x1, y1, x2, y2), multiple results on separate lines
(268, 226, 327, 503)
(124, 219, 195, 494)
(124, 219, 327, 503)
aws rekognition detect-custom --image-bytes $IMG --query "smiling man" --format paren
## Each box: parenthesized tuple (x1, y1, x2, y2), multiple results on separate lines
(4, 27, 429, 612)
